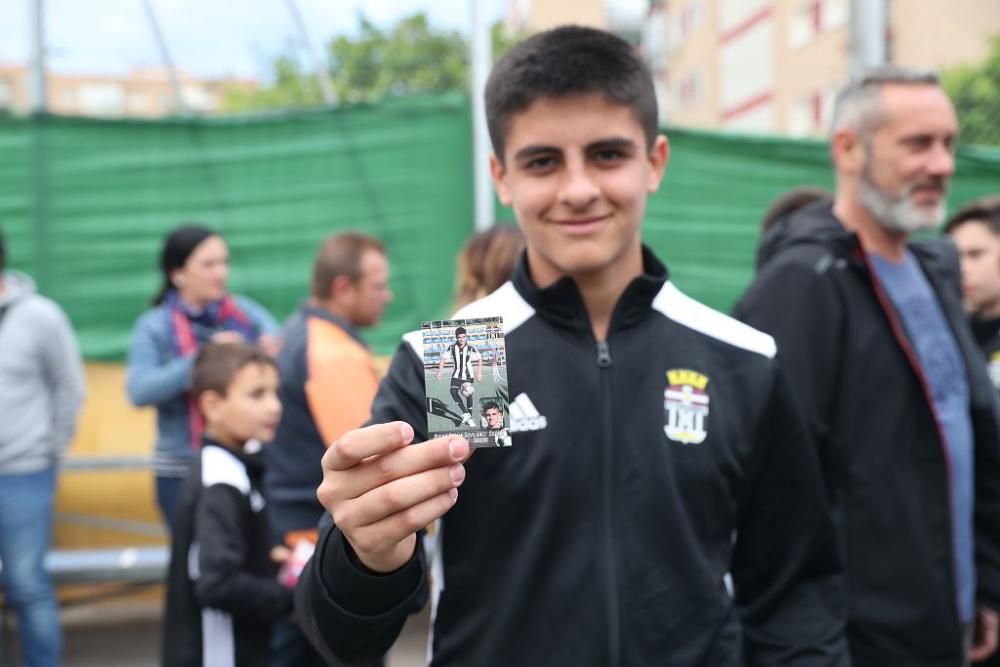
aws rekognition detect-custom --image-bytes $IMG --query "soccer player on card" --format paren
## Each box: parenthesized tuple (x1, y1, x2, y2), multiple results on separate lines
(435, 325, 483, 427)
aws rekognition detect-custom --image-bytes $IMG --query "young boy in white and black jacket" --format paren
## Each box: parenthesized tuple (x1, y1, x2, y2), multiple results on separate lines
(294, 26, 849, 666)
(163, 343, 292, 667)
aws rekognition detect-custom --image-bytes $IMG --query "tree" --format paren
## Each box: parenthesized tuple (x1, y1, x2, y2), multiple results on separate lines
(943, 36, 1000, 146)
(328, 13, 466, 103)
(224, 12, 523, 113)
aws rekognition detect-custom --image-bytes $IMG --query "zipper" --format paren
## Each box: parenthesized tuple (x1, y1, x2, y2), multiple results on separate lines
(596, 339, 619, 666)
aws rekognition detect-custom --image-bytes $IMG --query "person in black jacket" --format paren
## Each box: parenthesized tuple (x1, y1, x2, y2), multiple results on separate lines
(294, 26, 848, 666)
(735, 67, 1000, 666)
(946, 197, 1000, 392)
(162, 343, 292, 667)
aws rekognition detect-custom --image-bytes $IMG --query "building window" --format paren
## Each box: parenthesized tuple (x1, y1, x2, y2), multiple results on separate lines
(790, 88, 835, 136)
(675, 70, 704, 109)
(789, 0, 847, 48)
(79, 83, 125, 116)
(669, 0, 705, 52)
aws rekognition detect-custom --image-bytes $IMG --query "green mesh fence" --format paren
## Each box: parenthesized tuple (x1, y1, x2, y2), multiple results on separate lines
(2, 94, 1000, 360)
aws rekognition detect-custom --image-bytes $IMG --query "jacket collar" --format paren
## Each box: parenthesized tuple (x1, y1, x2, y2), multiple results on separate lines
(201, 436, 266, 474)
(511, 245, 669, 335)
(300, 303, 368, 348)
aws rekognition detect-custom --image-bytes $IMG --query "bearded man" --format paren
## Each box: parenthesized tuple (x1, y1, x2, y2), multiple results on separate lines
(735, 67, 1000, 667)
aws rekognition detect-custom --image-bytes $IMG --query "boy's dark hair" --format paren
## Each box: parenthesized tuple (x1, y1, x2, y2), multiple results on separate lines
(482, 400, 501, 413)
(760, 187, 832, 232)
(191, 342, 277, 402)
(485, 26, 658, 162)
(312, 232, 386, 300)
(944, 196, 1000, 237)
(455, 326, 467, 337)
(0, 225, 6, 273)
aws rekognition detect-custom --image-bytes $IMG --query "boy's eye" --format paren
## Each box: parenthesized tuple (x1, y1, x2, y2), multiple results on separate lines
(594, 149, 624, 162)
(524, 155, 557, 171)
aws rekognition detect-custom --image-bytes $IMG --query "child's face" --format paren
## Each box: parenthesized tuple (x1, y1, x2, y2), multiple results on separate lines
(203, 363, 282, 448)
(490, 93, 668, 287)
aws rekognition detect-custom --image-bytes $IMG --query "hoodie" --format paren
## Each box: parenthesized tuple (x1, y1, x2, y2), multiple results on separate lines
(0, 270, 86, 473)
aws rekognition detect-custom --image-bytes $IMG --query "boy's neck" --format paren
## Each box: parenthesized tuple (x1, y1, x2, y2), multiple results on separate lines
(204, 428, 248, 453)
(528, 243, 644, 341)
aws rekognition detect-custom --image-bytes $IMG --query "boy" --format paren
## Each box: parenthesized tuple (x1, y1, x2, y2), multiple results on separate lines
(947, 196, 1000, 391)
(162, 343, 293, 667)
(298, 26, 848, 665)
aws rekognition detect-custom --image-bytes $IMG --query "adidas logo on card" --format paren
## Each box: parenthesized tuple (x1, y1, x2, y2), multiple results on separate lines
(509, 393, 548, 433)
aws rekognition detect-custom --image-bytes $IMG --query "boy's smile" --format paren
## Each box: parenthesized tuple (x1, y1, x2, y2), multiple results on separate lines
(490, 93, 668, 290)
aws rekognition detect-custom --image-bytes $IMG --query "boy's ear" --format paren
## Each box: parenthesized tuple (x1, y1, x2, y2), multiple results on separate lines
(198, 390, 224, 424)
(646, 134, 670, 194)
(489, 154, 513, 206)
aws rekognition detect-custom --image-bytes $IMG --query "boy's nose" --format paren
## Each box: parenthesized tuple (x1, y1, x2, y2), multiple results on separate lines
(558, 164, 600, 210)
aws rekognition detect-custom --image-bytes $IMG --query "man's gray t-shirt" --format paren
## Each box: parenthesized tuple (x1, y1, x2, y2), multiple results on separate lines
(870, 250, 975, 622)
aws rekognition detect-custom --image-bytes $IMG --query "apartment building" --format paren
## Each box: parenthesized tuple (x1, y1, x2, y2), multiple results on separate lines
(650, 0, 1000, 135)
(0, 64, 256, 117)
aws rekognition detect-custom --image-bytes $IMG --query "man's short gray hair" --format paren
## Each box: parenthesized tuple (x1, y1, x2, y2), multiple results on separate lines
(830, 66, 940, 136)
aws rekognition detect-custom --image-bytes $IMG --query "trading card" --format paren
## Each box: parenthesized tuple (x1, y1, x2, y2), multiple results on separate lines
(422, 317, 511, 448)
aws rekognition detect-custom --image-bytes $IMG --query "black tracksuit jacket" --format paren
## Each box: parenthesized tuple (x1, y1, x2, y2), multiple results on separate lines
(296, 247, 849, 666)
(162, 439, 294, 666)
(734, 202, 1000, 666)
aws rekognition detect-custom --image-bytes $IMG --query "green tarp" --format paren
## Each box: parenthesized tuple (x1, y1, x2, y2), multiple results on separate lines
(1, 94, 999, 359)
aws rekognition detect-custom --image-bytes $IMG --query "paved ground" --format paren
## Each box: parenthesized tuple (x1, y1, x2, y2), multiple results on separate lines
(3, 598, 429, 666)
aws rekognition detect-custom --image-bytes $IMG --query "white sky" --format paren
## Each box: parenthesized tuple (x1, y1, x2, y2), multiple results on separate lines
(0, 0, 510, 80)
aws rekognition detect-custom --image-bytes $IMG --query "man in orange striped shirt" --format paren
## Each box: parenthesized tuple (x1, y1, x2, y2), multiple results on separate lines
(265, 231, 392, 667)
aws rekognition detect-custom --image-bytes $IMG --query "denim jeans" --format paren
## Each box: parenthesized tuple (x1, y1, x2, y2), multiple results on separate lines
(0, 466, 61, 667)
(155, 475, 183, 532)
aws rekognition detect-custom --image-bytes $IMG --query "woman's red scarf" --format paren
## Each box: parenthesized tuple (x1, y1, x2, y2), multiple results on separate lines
(167, 291, 254, 449)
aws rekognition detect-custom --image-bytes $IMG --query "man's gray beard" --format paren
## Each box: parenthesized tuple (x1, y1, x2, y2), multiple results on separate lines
(858, 169, 946, 235)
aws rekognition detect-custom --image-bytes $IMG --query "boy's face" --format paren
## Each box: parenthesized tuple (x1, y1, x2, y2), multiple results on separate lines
(201, 363, 282, 448)
(950, 220, 1000, 315)
(490, 94, 668, 287)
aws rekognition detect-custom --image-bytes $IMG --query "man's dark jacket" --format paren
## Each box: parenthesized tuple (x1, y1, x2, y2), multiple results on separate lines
(296, 247, 849, 666)
(735, 201, 1000, 666)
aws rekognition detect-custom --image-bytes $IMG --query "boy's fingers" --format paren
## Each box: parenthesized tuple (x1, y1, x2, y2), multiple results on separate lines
(333, 464, 465, 530)
(336, 436, 470, 500)
(322, 422, 414, 471)
(346, 490, 460, 557)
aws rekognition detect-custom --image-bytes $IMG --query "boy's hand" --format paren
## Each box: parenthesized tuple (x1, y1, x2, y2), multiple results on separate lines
(317, 422, 470, 573)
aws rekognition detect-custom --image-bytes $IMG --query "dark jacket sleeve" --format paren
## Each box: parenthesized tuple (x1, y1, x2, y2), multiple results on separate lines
(733, 253, 845, 489)
(193, 484, 294, 619)
(295, 518, 428, 666)
(295, 340, 432, 664)
(732, 363, 849, 666)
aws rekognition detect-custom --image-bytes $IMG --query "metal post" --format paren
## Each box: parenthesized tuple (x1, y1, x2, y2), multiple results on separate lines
(141, 0, 189, 115)
(29, 0, 47, 113)
(471, 0, 494, 231)
(849, 0, 888, 79)
(285, 0, 338, 107)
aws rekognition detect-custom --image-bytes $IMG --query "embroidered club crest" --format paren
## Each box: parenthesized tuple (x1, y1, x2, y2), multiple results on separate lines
(664, 369, 710, 445)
